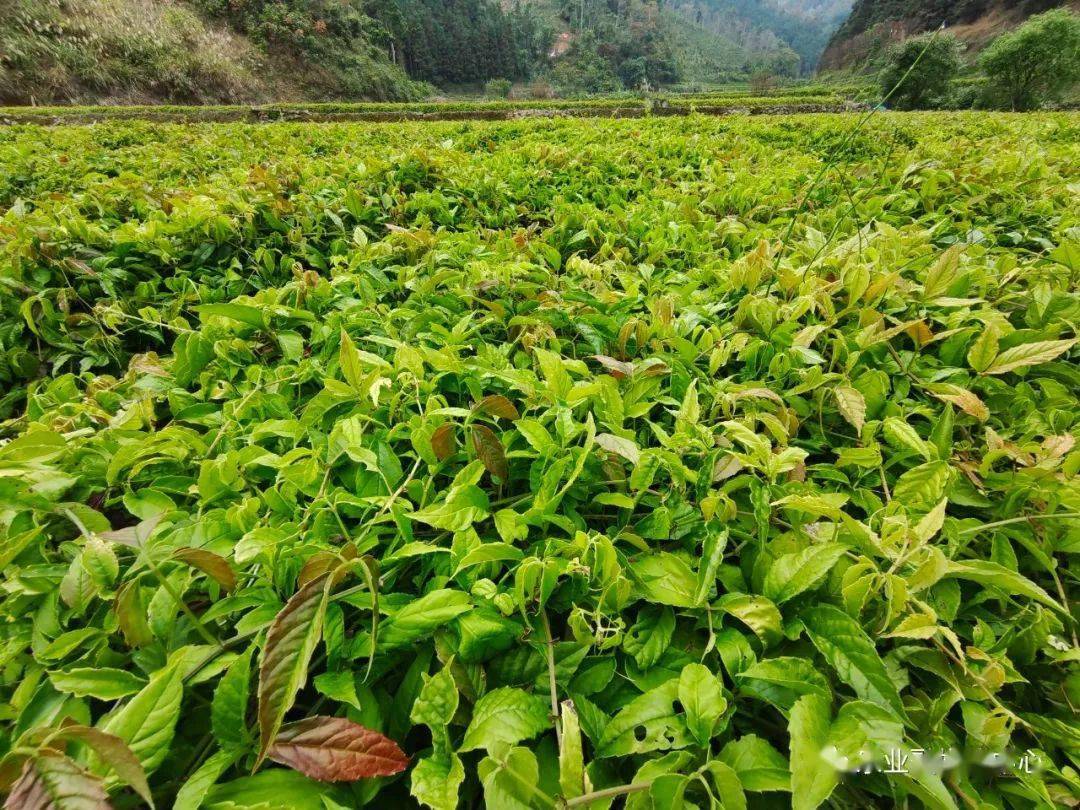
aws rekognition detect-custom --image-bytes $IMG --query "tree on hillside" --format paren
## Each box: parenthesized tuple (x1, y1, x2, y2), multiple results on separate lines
(879, 32, 962, 110)
(980, 8, 1080, 111)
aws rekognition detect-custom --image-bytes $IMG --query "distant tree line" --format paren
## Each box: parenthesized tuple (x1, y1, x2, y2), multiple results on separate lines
(880, 9, 1080, 111)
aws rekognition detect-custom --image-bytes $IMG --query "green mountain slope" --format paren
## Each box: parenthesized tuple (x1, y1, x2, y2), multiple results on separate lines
(821, 0, 1076, 68)
(0, 0, 430, 104)
(671, 0, 852, 74)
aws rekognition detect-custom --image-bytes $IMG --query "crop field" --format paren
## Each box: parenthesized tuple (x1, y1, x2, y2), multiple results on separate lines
(0, 93, 859, 126)
(0, 112, 1078, 809)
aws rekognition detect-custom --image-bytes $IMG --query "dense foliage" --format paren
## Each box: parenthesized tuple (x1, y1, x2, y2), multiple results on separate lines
(879, 33, 962, 111)
(0, 112, 1078, 809)
(979, 9, 1080, 112)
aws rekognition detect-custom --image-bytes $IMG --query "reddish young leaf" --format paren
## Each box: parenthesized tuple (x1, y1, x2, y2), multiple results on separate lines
(589, 355, 634, 378)
(114, 581, 152, 649)
(267, 716, 408, 782)
(172, 548, 237, 592)
(5, 753, 110, 810)
(256, 573, 332, 767)
(49, 725, 153, 808)
(471, 425, 508, 481)
(430, 424, 457, 461)
(472, 395, 520, 421)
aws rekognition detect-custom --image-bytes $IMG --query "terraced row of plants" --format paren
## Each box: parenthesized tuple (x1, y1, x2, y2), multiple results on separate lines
(0, 94, 855, 126)
(0, 112, 1077, 809)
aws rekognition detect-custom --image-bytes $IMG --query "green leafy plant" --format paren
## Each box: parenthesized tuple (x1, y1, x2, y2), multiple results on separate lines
(0, 111, 1078, 808)
(979, 8, 1080, 111)
(879, 31, 963, 110)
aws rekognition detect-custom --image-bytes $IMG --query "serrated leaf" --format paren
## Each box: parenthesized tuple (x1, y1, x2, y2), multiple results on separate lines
(558, 701, 586, 800)
(471, 424, 508, 481)
(96, 663, 183, 776)
(598, 680, 692, 758)
(410, 752, 464, 810)
(257, 573, 333, 766)
(473, 395, 520, 421)
(944, 560, 1063, 613)
(212, 647, 252, 750)
(174, 750, 238, 810)
(984, 339, 1075, 375)
(717, 735, 790, 792)
(6, 753, 109, 810)
(50, 725, 153, 808)
(834, 386, 865, 434)
(172, 548, 236, 592)
(801, 605, 905, 719)
(459, 687, 551, 752)
(48, 668, 146, 700)
(789, 695, 838, 810)
(893, 461, 950, 508)
(678, 663, 727, 746)
(267, 716, 408, 781)
(763, 543, 847, 604)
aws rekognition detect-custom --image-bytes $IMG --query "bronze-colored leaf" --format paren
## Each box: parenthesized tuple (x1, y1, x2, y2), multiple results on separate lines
(472, 394, 520, 421)
(114, 582, 152, 649)
(49, 726, 153, 808)
(268, 716, 408, 782)
(256, 573, 333, 767)
(430, 424, 457, 461)
(172, 548, 237, 592)
(589, 355, 634, 378)
(5, 753, 110, 810)
(471, 425, 508, 481)
(297, 545, 356, 589)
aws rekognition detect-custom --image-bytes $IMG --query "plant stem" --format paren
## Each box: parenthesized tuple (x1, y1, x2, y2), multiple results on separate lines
(563, 782, 652, 807)
(958, 513, 1080, 535)
(539, 609, 561, 748)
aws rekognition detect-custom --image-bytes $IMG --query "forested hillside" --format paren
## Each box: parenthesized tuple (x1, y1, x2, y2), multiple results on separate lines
(821, 0, 1076, 68)
(1, 0, 854, 104)
(671, 0, 852, 74)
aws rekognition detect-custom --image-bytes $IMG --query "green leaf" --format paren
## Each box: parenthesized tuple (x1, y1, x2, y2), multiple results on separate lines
(98, 662, 184, 774)
(984, 338, 1076, 375)
(411, 752, 465, 810)
(801, 605, 905, 719)
(478, 746, 544, 810)
(715, 594, 783, 648)
(762, 543, 847, 604)
(174, 749, 239, 810)
(966, 324, 999, 372)
(339, 330, 366, 389)
(460, 687, 551, 752)
(48, 667, 147, 700)
(558, 701, 586, 800)
(944, 559, 1064, 613)
(622, 605, 675, 670)
(411, 664, 459, 749)
(196, 303, 266, 328)
(736, 657, 831, 700)
(678, 663, 727, 746)
(212, 646, 252, 749)
(381, 590, 472, 649)
(834, 386, 866, 434)
(892, 461, 950, 508)
(598, 679, 692, 758)
(630, 553, 697, 607)
(788, 695, 838, 810)
(717, 735, 790, 792)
